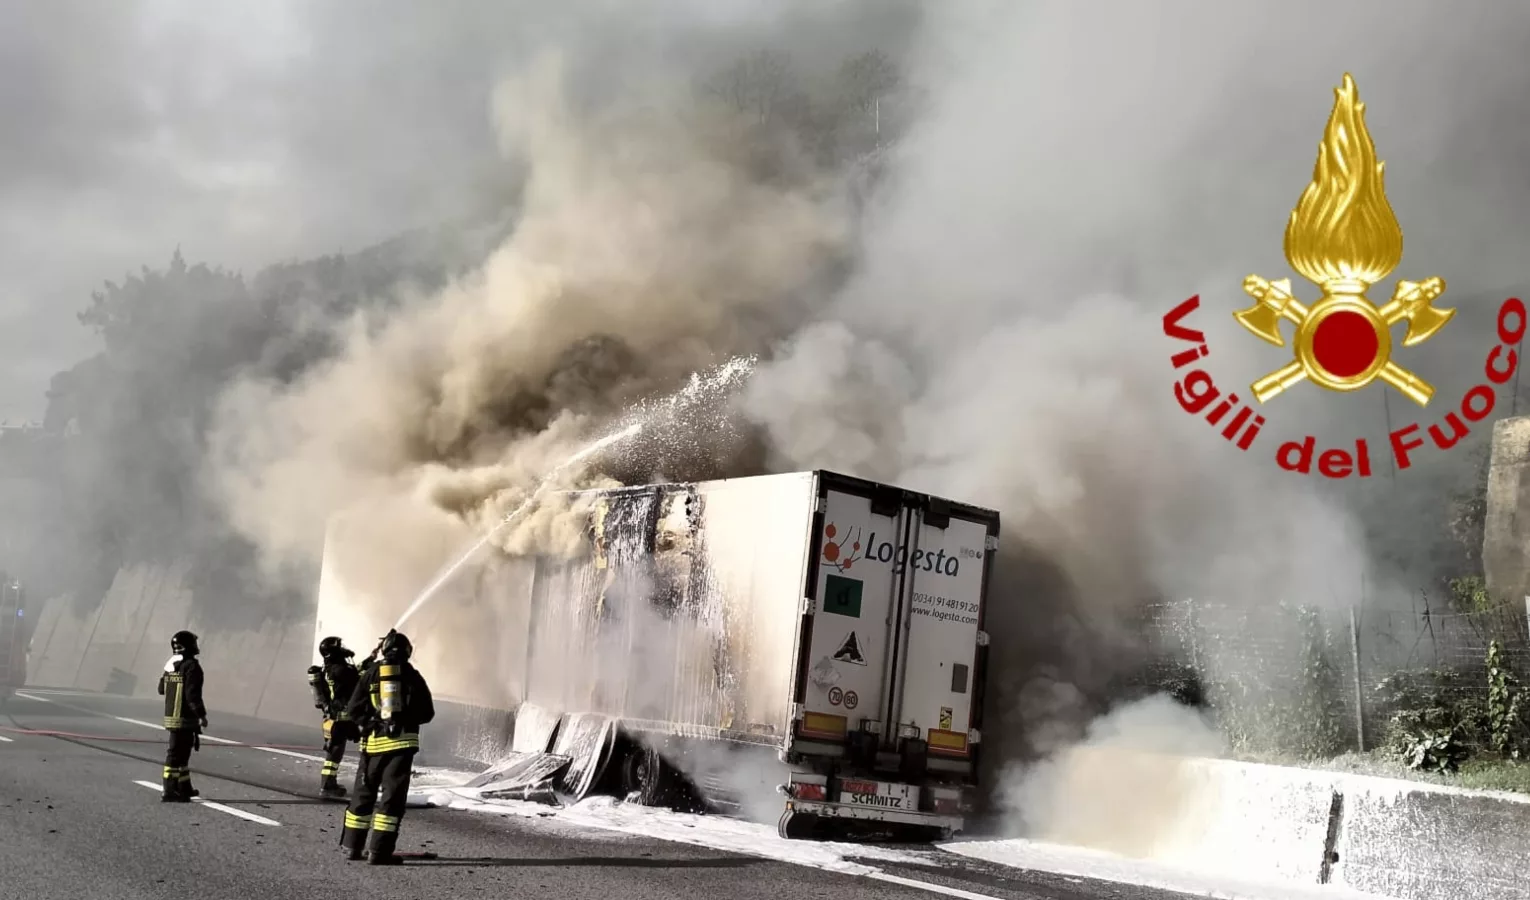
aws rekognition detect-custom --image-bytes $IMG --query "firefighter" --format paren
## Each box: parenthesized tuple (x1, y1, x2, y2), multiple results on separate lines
(339, 630, 434, 865)
(308, 636, 361, 799)
(156, 630, 207, 802)
(338, 637, 384, 834)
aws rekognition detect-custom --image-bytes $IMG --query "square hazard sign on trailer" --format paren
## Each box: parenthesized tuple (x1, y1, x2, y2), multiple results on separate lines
(838, 778, 920, 811)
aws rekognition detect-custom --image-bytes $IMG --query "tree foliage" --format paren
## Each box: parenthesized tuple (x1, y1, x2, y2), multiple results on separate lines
(37, 227, 492, 622)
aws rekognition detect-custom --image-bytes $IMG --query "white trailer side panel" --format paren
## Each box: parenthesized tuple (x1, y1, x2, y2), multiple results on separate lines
(691, 472, 816, 737)
(520, 473, 814, 740)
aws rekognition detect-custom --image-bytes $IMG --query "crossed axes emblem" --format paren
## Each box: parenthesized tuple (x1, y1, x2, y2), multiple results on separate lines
(1235, 274, 1453, 407)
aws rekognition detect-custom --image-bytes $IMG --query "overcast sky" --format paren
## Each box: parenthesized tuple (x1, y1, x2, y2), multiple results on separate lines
(0, 1, 532, 421)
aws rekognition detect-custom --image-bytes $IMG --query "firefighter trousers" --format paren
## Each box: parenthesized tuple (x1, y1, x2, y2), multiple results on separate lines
(162, 728, 196, 799)
(339, 747, 415, 862)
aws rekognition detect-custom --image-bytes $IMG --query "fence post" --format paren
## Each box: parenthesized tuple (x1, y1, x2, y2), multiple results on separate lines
(1185, 597, 1200, 673)
(1349, 605, 1366, 752)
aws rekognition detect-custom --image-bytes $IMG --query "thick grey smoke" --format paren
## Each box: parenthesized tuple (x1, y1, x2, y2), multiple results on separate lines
(204, 3, 911, 599)
(201, 0, 1530, 841)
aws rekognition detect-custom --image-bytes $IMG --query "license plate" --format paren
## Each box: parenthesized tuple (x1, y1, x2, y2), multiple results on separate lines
(839, 778, 919, 811)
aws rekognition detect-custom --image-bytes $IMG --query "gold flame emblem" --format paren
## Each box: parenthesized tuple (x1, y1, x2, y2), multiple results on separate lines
(1234, 73, 1453, 406)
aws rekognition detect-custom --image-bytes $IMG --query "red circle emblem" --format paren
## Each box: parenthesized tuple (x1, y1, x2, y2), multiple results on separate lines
(1311, 309, 1379, 378)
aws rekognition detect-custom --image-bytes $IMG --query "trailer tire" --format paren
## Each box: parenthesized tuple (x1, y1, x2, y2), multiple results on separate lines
(620, 743, 683, 810)
(777, 810, 827, 841)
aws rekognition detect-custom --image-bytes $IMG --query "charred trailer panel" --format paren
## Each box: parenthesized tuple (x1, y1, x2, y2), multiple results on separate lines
(518, 475, 812, 746)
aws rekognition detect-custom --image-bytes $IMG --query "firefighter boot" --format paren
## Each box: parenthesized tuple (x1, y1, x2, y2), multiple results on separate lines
(365, 829, 402, 866)
(321, 775, 347, 800)
(162, 769, 190, 802)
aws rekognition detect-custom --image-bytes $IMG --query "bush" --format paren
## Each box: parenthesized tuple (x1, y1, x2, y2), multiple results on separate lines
(1487, 639, 1528, 758)
(1401, 727, 1470, 774)
(1371, 666, 1483, 770)
(1203, 607, 1351, 760)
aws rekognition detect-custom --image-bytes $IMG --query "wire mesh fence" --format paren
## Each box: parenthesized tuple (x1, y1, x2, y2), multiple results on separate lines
(1137, 595, 1530, 757)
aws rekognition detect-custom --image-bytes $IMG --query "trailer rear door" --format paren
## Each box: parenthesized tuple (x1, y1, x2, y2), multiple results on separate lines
(891, 506, 995, 761)
(795, 479, 909, 745)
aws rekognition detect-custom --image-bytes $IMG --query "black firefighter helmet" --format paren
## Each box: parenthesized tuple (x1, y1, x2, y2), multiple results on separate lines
(171, 630, 200, 656)
(379, 630, 412, 663)
(318, 636, 354, 662)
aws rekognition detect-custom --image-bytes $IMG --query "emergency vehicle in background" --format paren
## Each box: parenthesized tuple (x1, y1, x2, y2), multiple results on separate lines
(315, 470, 999, 841)
(0, 574, 27, 700)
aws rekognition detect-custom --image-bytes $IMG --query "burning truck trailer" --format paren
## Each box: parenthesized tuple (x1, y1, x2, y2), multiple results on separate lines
(314, 470, 999, 842)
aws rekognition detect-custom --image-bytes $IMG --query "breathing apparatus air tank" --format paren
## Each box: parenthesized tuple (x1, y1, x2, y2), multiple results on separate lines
(307, 665, 330, 710)
(375, 630, 412, 738)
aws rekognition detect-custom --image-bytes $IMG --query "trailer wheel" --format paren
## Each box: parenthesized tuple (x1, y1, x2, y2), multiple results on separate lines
(620, 744, 681, 809)
(777, 810, 827, 841)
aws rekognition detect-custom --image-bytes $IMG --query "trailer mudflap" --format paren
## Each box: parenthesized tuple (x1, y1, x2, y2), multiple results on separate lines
(550, 713, 618, 801)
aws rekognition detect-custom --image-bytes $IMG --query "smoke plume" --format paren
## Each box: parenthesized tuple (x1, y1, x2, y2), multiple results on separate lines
(205, 44, 853, 595)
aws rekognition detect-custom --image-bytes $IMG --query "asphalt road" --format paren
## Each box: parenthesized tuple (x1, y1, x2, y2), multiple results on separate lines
(0, 687, 1202, 900)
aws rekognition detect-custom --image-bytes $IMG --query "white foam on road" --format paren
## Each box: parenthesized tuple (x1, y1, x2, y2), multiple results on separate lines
(407, 784, 920, 875)
(131, 779, 283, 827)
(939, 839, 1399, 900)
(406, 778, 1404, 900)
(405, 781, 1013, 900)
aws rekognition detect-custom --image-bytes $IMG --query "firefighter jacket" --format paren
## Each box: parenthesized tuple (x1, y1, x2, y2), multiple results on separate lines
(345, 660, 434, 755)
(158, 654, 206, 731)
(323, 659, 361, 721)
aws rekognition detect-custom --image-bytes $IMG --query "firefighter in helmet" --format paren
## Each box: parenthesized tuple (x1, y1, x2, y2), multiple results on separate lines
(339, 629, 434, 864)
(156, 630, 207, 802)
(307, 636, 361, 799)
(339, 636, 384, 829)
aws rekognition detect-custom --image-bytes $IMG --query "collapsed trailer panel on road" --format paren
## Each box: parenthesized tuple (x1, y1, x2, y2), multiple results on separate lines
(314, 470, 999, 840)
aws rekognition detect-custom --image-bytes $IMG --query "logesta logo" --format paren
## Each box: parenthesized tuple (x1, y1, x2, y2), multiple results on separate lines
(821, 522, 961, 577)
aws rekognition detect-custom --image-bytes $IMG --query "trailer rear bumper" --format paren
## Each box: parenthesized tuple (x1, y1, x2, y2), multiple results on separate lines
(782, 798, 962, 832)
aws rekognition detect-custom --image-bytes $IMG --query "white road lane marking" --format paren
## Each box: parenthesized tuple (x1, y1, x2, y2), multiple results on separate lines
(132, 780, 282, 827)
(196, 731, 322, 761)
(14, 690, 328, 763)
(0, 734, 12, 742)
(11, 688, 102, 697)
(867, 872, 1007, 900)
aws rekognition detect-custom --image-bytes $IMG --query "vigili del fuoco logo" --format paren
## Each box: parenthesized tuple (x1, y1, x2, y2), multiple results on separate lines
(1163, 73, 1524, 478)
